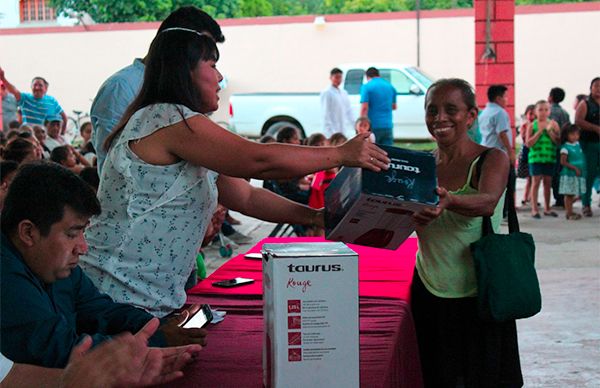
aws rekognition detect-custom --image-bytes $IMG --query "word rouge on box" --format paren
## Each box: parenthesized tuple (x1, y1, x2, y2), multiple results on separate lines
(262, 242, 359, 388)
(325, 145, 438, 250)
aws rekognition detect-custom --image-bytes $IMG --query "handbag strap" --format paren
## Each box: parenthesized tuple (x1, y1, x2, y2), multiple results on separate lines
(475, 149, 520, 237)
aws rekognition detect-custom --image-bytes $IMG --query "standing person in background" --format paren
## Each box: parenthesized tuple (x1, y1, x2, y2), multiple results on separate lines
(320, 68, 354, 138)
(526, 100, 561, 218)
(478, 85, 515, 218)
(90, 6, 225, 174)
(0, 69, 67, 134)
(559, 124, 586, 220)
(1, 81, 19, 131)
(548, 87, 571, 208)
(360, 67, 397, 146)
(517, 104, 536, 207)
(574, 77, 600, 217)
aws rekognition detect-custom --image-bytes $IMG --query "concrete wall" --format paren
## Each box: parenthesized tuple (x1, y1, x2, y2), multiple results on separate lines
(0, 3, 598, 127)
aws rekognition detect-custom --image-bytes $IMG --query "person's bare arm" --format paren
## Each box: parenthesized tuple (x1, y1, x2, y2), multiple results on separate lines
(360, 102, 369, 117)
(560, 152, 581, 176)
(60, 111, 68, 134)
(575, 101, 600, 135)
(0, 67, 21, 101)
(413, 149, 509, 226)
(132, 115, 389, 180)
(0, 363, 62, 387)
(525, 122, 543, 147)
(217, 175, 323, 228)
(498, 131, 515, 164)
(548, 120, 561, 144)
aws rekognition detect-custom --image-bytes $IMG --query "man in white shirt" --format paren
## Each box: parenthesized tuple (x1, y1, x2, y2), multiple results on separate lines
(43, 116, 67, 151)
(320, 68, 354, 138)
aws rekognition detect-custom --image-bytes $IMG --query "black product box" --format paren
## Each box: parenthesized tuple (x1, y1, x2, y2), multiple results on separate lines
(324, 145, 438, 250)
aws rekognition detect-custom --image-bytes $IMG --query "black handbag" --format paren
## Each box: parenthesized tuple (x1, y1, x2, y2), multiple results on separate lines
(470, 150, 542, 322)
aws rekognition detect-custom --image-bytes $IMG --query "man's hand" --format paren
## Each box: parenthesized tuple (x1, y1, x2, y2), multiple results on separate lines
(159, 305, 209, 347)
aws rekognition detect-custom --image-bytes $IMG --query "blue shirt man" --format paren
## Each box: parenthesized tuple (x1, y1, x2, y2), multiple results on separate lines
(360, 67, 397, 145)
(90, 58, 144, 173)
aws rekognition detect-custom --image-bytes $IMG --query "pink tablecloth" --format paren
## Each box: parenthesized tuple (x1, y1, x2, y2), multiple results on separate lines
(175, 237, 423, 388)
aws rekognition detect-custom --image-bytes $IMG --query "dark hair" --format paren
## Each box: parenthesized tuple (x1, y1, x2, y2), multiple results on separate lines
(1, 138, 36, 164)
(8, 120, 20, 130)
(31, 76, 48, 87)
(425, 78, 477, 110)
(524, 104, 535, 116)
(50, 145, 71, 164)
(590, 77, 600, 90)
(535, 99, 549, 108)
(79, 121, 92, 135)
(158, 6, 225, 43)
(276, 127, 298, 143)
(576, 94, 587, 103)
(330, 67, 342, 76)
(307, 133, 327, 146)
(1, 161, 101, 236)
(549, 87, 566, 103)
(17, 131, 35, 140)
(5, 130, 20, 142)
(560, 123, 580, 145)
(487, 85, 508, 102)
(0, 160, 19, 184)
(79, 167, 100, 190)
(366, 67, 379, 78)
(355, 116, 371, 126)
(259, 134, 275, 144)
(104, 29, 219, 151)
(329, 132, 348, 146)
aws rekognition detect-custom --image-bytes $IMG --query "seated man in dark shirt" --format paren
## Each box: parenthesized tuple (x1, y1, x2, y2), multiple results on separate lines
(0, 162, 207, 368)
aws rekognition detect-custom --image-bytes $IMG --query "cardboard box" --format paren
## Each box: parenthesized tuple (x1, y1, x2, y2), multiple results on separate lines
(325, 146, 438, 250)
(262, 242, 359, 388)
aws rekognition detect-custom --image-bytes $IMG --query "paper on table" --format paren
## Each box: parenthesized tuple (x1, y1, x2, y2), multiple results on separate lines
(210, 309, 226, 324)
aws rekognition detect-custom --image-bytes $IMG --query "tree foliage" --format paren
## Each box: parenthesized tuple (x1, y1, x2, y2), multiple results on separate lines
(49, 0, 594, 23)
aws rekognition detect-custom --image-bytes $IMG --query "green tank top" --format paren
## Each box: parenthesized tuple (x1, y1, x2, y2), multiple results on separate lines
(415, 155, 505, 298)
(528, 120, 557, 164)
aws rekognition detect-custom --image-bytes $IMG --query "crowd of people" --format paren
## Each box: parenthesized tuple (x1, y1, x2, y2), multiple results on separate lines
(0, 4, 598, 387)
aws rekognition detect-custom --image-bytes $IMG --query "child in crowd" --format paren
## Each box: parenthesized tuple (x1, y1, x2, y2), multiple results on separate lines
(307, 133, 333, 236)
(525, 100, 560, 218)
(517, 104, 535, 206)
(355, 117, 376, 143)
(259, 134, 276, 144)
(559, 124, 587, 220)
(0, 160, 18, 211)
(79, 166, 100, 192)
(269, 126, 311, 202)
(0, 138, 40, 164)
(329, 132, 348, 146)
(50, 145, 91, 174)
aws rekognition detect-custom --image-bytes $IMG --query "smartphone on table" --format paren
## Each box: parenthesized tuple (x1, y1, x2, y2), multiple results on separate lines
(181, 304, 213, 329)
(212, 277, 255, 288)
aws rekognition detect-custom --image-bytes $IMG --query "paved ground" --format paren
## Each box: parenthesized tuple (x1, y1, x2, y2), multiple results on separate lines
(202, 178, 600, 387)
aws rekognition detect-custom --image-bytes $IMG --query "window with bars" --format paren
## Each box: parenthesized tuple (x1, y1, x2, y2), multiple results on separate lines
(20, 0, 56, 22)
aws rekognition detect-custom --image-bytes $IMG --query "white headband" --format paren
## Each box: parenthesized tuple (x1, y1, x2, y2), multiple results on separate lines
(159, 27, 214, 40)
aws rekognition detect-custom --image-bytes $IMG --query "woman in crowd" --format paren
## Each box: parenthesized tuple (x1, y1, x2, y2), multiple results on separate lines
(80, 28, 389, 317)
(574, 77, 600, 216)
(50, 145, 91, 174)
(411, 79, 522, 387)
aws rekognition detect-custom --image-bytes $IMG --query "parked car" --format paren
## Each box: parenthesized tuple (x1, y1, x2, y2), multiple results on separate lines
(229, 63, 435, 140)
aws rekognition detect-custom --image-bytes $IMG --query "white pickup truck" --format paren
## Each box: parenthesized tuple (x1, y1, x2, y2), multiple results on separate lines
(228, 63, 435, 140)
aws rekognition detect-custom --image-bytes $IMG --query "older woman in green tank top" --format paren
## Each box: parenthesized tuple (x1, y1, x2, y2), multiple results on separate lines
(410, 79, 522, 387)
(525, 100, 561, 218)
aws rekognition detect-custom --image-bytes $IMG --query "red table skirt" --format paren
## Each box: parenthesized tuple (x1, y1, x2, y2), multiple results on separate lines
(173, 237, 423, 388)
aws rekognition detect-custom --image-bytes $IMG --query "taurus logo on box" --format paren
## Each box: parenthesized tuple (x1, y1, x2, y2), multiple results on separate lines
(388, 160, 421, 174)
(287, 264, 342, 273)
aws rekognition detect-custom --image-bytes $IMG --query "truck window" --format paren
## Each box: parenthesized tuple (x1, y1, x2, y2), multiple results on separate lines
(380, 69, 414, 95)
(344, 69, 364, 95)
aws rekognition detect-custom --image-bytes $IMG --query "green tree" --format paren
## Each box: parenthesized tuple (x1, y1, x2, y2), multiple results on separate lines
(341, 0, 410, 13)
(239, 0, 274, 17)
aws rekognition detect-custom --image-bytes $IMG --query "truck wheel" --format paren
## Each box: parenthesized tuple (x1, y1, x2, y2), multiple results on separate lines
(264, 121, 304, 139)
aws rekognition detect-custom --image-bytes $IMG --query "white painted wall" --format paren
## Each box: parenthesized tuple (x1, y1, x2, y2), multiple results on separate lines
(0, 7, 598, 126)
